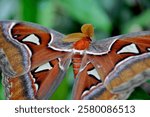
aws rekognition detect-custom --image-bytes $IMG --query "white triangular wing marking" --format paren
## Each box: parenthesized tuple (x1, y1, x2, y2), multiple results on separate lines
(35, 62, 52, 73)
(117, 43, 139, 54)
(87, 69, 101, 80)
(22, 34, 40, 45)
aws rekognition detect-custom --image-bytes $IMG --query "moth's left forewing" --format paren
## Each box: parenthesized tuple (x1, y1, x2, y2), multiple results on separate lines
(9, 21, 66, 69)
(88, 31, 150, 97)
(0, 21, 69, 77)
(0, 20, 73, 100)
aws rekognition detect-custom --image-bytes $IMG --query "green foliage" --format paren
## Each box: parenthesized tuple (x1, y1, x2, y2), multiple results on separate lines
(58, 0, 112, 33)
(122, 9, 150, 33)
(0, 0, 150, 100)
(128, 87, 150, 100)
(0, 78, 5, 100)
(20, 0, 39, 22)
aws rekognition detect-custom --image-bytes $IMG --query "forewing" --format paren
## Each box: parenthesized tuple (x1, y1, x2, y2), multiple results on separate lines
(88, 31, 150, 95)
(0, 20, 73, 100)
(0, 21, 68, 77)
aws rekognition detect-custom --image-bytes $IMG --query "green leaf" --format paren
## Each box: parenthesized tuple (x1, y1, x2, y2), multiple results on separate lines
(58, 0, 112, 33)
(20, 0, 39, 22)
(128, 87, 150, 100)
(147, 80, 150, 84)
(121, 9, 150, 33)
(0, 74, 5, 100)
(37, 0, 56, 28)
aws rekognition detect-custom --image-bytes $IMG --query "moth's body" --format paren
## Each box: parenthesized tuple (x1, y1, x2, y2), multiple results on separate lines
(73, 37, 91, 50)
(1, 21, 150, 100)
(72, 35, 92, 77)
(72, 54, 83, 76)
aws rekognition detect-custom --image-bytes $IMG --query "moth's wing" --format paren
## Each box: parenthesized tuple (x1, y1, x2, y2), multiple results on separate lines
(72, 61, 132, 100)
(140, 82, 150, 95)
(2, 73, 35, 100)
(0, 21, 72, 77)
(2, 53, 72, 100)
(87, 31, 150, 96)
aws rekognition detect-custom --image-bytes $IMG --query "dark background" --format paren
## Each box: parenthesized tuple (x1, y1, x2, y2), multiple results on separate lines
(0, 0, 150, 99)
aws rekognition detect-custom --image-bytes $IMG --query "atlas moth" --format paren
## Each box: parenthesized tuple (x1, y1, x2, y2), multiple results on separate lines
(0, 20, 150, 100)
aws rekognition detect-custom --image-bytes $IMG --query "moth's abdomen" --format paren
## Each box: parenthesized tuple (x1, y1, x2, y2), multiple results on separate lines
(72, 54, 82, 77)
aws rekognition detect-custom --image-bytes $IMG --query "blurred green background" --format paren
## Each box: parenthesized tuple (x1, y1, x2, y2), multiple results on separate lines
(0, 0, 150, 100)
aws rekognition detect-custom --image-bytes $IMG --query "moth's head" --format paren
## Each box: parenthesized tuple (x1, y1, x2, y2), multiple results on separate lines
(62, 24, 94, 43)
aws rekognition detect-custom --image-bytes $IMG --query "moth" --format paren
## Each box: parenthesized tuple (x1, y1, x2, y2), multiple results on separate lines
(0, 20, 150, 100)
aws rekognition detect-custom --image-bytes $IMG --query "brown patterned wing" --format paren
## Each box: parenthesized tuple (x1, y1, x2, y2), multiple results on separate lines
(88, 31, 150, 97)
(0, 20, 73, 100)
(72, 62, 130, 100)
(2, 53, 72, 100)
(0, 21, 66, 77)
